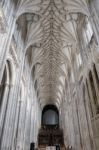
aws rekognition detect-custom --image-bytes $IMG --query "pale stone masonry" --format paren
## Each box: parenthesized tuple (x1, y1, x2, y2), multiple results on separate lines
(0, 0, 99, 150)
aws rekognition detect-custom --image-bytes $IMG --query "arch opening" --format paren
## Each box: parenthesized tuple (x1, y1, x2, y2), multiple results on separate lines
(0, 60, 14, 145)
(41, 105, 59, 127)
(38, 105, 64, 147)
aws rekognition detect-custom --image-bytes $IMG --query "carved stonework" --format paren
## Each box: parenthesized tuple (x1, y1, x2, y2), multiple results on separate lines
(0, 4, 7, 33)
(9, 43, 19, 68)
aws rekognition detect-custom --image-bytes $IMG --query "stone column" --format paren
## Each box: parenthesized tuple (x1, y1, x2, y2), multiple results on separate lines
(70, 63, 84, 150)
(3, 50, 26, 149)
(86, 77, 97, 149)
(85, 83, 96, 150)
(13, 99, 22, 149)
(72, 94, 82, 150)
(30, 104, 35, 144)
(34, 98, 38, 144)
(0, 60, 24, 149)
(0, 83, 15, 150)
(80, 83, 93, 150)
(12, 93, 27, 150)
(8, 78, 24, 148)
(23, 96, 32, 150)
(0, 17, 16, 83)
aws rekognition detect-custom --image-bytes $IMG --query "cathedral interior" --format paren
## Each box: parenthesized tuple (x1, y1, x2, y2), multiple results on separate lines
(0, 0, 99, 150)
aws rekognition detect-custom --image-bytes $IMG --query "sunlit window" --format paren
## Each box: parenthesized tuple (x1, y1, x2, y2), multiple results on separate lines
(83, 18, 93, 46)
(71, 72, 75, 83)
(76, 53, 82, 68)
(86, 20, 93, 43)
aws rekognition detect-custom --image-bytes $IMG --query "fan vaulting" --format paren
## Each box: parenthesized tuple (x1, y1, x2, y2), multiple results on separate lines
(17, 0, 89, 108)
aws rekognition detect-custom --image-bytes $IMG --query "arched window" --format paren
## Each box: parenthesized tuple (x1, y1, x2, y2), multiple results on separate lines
(0, 60, 12, 113)
(32, 66, 35, 81)
(0, 65, 7, 112)
(42, 105, 59, 127)
(89, 71, 99, 114)
(83, 17, 93, 47)
(0, 60, 13, 141)
(34, 80, 37, 91)
(93, 64, 99, 89)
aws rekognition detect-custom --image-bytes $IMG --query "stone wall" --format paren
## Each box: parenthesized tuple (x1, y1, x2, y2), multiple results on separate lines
(0, 0, 41, 149)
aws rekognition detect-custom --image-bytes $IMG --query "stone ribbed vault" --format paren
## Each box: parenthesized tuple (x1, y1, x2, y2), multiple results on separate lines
(16, 0, 89, 108)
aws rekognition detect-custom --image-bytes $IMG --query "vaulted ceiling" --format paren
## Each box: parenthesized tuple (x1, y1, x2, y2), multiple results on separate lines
(16, 0, 90, 109)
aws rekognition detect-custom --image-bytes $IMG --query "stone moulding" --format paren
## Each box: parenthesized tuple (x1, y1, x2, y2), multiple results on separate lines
(9, 43, 19, 68)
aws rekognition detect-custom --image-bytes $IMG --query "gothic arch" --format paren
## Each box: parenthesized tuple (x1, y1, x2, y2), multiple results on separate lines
(41, 104, 59, 126)
(0, 59, 15, 143)
(16, 0, 90, 20)
(6, 58, 15, 85)
(89, 70, 99, 114)
(0, 59, 14, 107)
(93, 63, 99, 89)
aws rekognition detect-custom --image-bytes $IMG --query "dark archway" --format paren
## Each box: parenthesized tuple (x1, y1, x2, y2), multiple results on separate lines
(38, 105, 64, 146)
(0, 60, 13, 147)
(42, 105, 59, 127)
